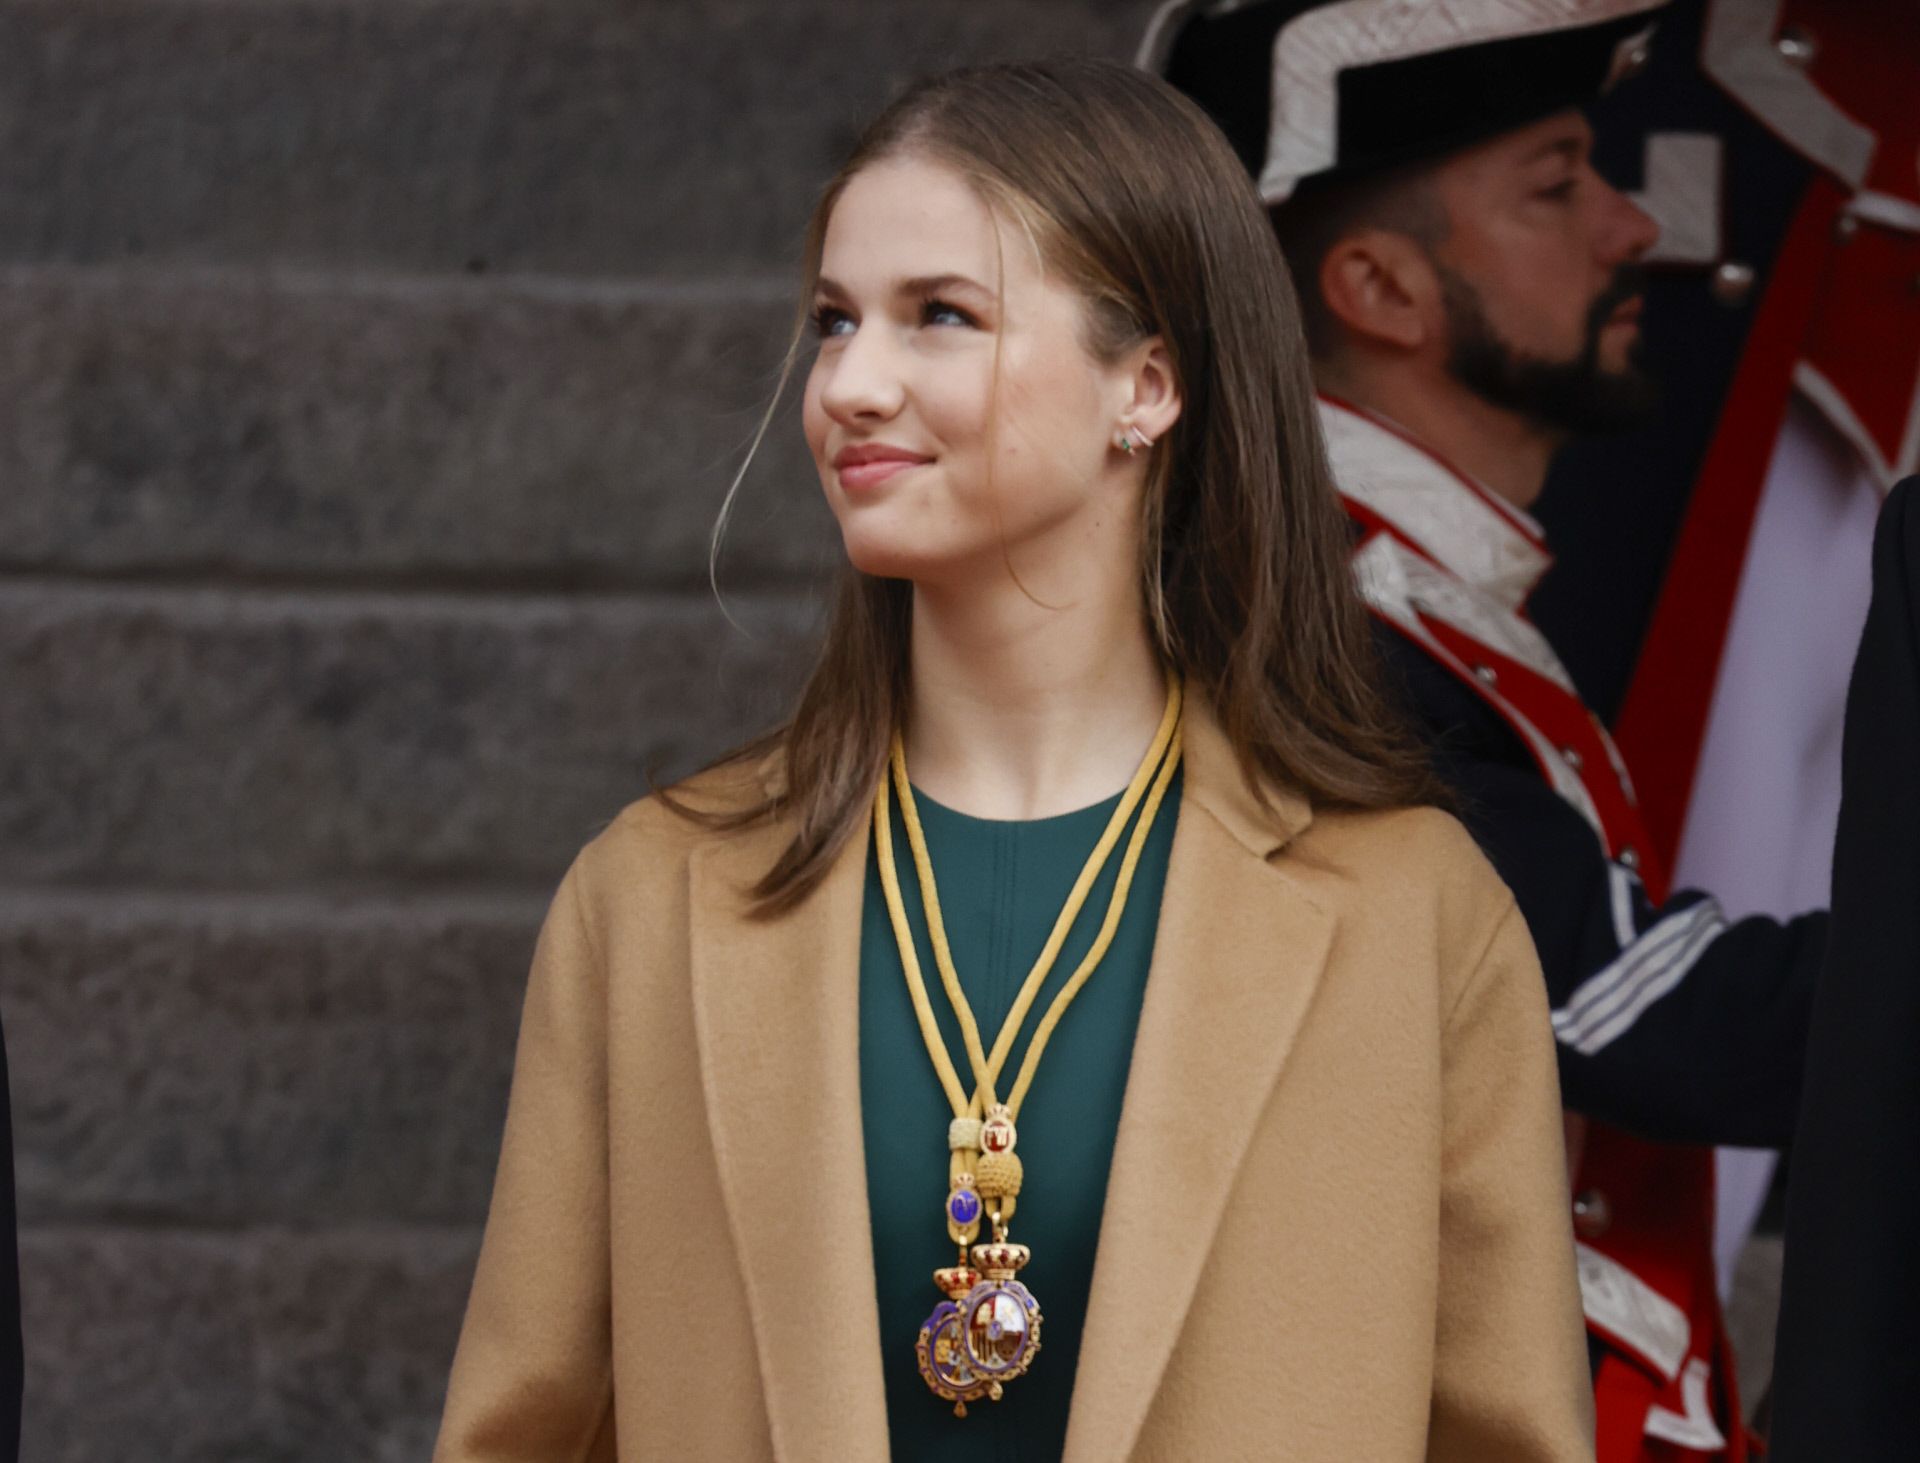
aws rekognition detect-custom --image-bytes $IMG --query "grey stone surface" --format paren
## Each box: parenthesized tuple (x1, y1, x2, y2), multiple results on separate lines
(0, 0, 1162, 276)
(0, 265, 836, 585)
(4, 893, 543, 1227)
(19, 1224, 475, 1462)
(0, 583, 819, 885)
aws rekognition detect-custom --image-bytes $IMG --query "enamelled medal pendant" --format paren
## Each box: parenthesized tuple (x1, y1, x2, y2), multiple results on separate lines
(916, 1105, 1042, 1416)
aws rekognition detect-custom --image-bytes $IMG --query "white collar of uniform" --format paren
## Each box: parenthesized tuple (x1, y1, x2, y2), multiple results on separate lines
(1317, 395, 1554, 612)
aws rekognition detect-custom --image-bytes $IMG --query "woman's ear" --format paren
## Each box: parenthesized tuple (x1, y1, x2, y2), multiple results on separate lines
(1122, 337, 1183, 445)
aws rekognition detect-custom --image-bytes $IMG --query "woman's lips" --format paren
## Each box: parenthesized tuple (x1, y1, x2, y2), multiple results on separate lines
(836, 456, 930, 492)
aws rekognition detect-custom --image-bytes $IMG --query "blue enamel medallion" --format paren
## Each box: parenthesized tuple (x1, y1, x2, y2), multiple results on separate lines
(947, 1187, 983, 1226)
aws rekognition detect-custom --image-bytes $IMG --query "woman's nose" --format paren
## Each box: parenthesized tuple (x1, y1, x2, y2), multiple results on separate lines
(819, 324, 907, 423)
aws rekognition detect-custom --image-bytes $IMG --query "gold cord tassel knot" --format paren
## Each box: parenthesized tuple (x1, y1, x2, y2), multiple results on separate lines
(975, 1148, 1023, 1200)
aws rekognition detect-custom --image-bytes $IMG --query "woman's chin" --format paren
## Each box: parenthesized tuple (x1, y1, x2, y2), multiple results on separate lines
(837, 529, 958, 583)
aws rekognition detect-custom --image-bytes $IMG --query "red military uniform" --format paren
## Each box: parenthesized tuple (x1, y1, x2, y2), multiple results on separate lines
(1605, 0, 1920, 1331)
(1326, 395, 1821, 1459)
(1620, 0, 1920, 854)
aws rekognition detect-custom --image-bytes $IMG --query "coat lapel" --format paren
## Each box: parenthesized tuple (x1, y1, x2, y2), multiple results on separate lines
(689, 813, 891, 1462)
(1063, 703, 1336, 1462)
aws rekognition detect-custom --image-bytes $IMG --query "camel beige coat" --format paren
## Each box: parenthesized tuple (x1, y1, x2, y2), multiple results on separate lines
(434, 701, 1594, 1462)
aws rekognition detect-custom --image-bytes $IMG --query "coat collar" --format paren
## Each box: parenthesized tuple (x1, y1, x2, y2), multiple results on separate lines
(1178, 690, 1315, 857)
(690, 690, 1332, 1460)
(1061, 699, 1334, 1460)
(1319, 393, 1555, 612)
(689, 807, 891, 1462)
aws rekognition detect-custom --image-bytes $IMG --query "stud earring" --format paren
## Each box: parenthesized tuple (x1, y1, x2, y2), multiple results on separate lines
(1115, 426, 1152, 455)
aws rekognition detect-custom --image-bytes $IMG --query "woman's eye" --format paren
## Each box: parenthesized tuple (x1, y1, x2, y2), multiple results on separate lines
(921, 298, 977, 328)
(812, 306, 855, 338)
(1536, 180, 1577, 203)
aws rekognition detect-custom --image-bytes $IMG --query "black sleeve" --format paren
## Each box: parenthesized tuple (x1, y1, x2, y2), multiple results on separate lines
(1381, 631, 1825, 1149)
(1769, 478, 1920, 1463)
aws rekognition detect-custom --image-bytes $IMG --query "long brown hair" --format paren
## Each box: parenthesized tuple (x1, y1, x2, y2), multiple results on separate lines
(666, 56, 1437, 912)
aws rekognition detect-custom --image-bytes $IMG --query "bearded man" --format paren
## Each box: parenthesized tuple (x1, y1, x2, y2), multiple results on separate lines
(1150, 3, 1826, 1459)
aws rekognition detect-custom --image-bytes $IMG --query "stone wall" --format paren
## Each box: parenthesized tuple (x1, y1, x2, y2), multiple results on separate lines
(0, 2, 1158, 1456)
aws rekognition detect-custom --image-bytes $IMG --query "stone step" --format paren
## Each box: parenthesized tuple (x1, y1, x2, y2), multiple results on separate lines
(0, 0, 1157, 275)
(0, 582, 818, 886)
(4, 890, 544, 1228)
(20, 1223, 475, 1462)
(0, 265, 836, 586)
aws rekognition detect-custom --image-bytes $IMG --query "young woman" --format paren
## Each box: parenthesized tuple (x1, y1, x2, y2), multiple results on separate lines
(434, 58, 1591, 1463)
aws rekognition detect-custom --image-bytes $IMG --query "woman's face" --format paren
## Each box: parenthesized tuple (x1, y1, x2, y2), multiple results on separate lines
(802, 155, 1138, 587)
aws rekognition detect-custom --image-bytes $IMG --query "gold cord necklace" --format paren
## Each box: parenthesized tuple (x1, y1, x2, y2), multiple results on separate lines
(872, 672, 1184, 1415)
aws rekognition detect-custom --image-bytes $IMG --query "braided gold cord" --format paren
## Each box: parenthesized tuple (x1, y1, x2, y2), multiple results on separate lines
(877, 671, 1182, 1121)
(874, 671, 1183, 1254)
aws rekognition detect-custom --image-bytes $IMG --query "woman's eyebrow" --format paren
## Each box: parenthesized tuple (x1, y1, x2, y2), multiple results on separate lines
(897, 273, 994, 298)
(813, 272, 995, 301)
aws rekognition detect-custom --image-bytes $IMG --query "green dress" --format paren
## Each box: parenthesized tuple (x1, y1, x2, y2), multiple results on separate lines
(859, 769, 1183, 1462)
